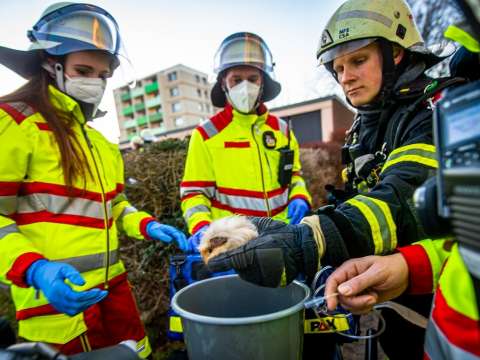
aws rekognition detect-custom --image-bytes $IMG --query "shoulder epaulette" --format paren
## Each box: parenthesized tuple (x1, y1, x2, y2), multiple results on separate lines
(197, 106, 233, 140)
(0, 102, 36, 125)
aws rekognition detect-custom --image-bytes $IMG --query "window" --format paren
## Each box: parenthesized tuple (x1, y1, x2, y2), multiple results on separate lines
(198, 103, 203, 112)
(172, 102, 181, 112)
(202, 77, 207, 85)
(167, 71, 177, 81)
(195, 74, 200, 83)
(170, 87, 179, 97)
(204, 90, 208, 98)
(175, 117, 184, 127)
(206, 104, 211, 113)
(197, 88, 202, 97)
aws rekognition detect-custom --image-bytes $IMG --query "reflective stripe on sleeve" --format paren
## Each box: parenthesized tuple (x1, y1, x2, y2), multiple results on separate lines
(346, 195, 397, 254)
(382, 143, 437, 173)
(0, 223, 19, 240)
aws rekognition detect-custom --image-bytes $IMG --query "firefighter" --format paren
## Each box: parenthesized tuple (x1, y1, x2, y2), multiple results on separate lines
(323, 2, 480, 358)
(0, 2, 187, 357)
(208, 0, 464, 358)
(181, 32, 312, 250)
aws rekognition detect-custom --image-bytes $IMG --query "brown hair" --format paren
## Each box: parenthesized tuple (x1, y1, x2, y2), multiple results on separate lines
(0, 70, 92, 190)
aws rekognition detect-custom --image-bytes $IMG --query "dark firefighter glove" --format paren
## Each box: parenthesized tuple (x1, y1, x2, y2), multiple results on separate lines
(207, 216, 326, 287)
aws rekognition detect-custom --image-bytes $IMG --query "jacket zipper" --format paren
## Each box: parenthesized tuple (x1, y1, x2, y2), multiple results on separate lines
(81, 126, 111, 289)
(251, 124, 271, 216)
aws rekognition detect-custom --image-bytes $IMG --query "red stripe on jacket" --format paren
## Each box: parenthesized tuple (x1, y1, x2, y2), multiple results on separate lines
(0, 182, 21, 196)
(18, 182, 123, 202)
(398, 244, 434, 294)
(211, 199, 287, 217)
(6, 252, 46, 288)
(0, 103, 29, 124)
(224, 141, 250, 148)
(197, 105, 234, 140)
(432, 286, 480, 356)
(180, 181, 216, 188)
(11, 212, 114, 229)
(217, 186, 287, 199)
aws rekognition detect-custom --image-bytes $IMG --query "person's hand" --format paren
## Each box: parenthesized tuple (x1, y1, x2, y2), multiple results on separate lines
(287, 199, 310, 225)
(324, 254, 409, 314)
(186, 225, 209, 253)
(26, 260, 108, 316)
(207, 217, 318, 287)
(146, 221, 188, 251)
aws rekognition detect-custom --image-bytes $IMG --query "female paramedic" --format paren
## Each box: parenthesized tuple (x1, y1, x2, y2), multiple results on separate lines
(0, 2, 187, 357)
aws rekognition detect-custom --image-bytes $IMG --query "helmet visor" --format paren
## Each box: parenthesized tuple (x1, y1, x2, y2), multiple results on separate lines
(214, 33, 275, 75)
(317, 38, 377, 65)
(30, 4, 135, 86)
(29, 4, 127, 59)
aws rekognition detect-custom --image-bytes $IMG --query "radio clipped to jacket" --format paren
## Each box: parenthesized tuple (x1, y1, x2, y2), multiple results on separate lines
(414, 80, 480, 250)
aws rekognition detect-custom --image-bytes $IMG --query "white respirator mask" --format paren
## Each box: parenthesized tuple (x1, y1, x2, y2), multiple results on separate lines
(226, 80, 261, 114)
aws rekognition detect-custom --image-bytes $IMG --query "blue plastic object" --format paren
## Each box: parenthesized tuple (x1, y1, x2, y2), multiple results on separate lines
(185, 225, 209, 253)
(146, 221, 188, 252)
(287, 199, 309, 225)
(26, 260, 108, 316)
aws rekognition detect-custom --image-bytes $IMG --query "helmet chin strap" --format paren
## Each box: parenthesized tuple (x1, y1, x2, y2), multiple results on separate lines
(54, 63, 66, 92)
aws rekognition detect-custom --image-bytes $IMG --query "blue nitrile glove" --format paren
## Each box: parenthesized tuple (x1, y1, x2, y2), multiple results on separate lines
(146, 221, 188, 251)
(287, 199, 310, 225)
(26, 260, 108, 316)
(186, 225, 209, 253)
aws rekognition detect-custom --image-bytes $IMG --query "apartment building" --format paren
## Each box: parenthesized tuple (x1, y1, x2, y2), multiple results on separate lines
(114, 64, 214, 149)
(270, 95, 354, 146)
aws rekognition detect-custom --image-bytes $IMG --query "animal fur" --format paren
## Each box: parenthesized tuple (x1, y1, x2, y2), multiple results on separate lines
(199, 216, 258, 264)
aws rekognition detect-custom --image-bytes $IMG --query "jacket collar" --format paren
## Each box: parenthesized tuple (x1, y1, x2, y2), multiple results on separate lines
(229, 103, 269, 126)
(48, 85, 87, 125)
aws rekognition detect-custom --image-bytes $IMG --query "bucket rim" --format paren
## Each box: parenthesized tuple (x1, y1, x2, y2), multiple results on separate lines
(171, 274, 311, 326)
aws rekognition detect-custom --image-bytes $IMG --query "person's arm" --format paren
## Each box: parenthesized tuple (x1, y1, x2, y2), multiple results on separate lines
(111, 146, 186, 250)
(0, 115, 45, 286)
(323, 238, 453, 313)
(286, 131, 312, 224)
(180, 129, 215, 234)
(319, 111, 438, 265)
(0, 113, 105, 315)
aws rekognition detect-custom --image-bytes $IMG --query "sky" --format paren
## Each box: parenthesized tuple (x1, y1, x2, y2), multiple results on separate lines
(0, 0, 345, 142)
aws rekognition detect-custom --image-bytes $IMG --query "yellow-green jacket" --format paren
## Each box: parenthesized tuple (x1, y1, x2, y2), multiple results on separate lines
(0, 86, 153, 349)
(399, 240, 480, 359)
(180, 104, 312, 234)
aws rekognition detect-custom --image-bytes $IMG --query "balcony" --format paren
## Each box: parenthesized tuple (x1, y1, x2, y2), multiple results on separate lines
(134, 102, 145, 112)
(121, 92, 131, 101)
(123, 119, 137, 129)
(151, 126, 166, 135)
(131, 87, 144, 98)
(136, 116, 148, 126)
(145, 82, 159, 94)
(122, 105, 134, 116)
(146, 96, 162, 108)
(148, 112, 163, 123)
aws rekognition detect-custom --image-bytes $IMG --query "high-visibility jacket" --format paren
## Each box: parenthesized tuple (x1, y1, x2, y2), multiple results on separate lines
(399, 240, 480, 359)
(0, 85, 152, 356)
(181, 104, 312, 234)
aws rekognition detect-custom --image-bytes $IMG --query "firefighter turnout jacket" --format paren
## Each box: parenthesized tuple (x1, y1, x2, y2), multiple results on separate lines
(318, 71, 463, 265)
(399, 240, 480, 359)
(181, 104, 312, 234)
(0, 85, 152, 352)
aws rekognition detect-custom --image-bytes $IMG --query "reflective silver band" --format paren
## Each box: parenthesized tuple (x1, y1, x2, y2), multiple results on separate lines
(0, 223, 19, 240)
(55, 250, 119, 273)
(184, 205, 210, 221)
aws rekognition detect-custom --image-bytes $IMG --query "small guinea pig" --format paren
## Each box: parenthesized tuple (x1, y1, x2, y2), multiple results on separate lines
(199, 216, 258, 264)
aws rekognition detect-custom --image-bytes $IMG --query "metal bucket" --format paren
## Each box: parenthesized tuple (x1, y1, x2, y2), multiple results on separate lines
(172, 274, 310, 360)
